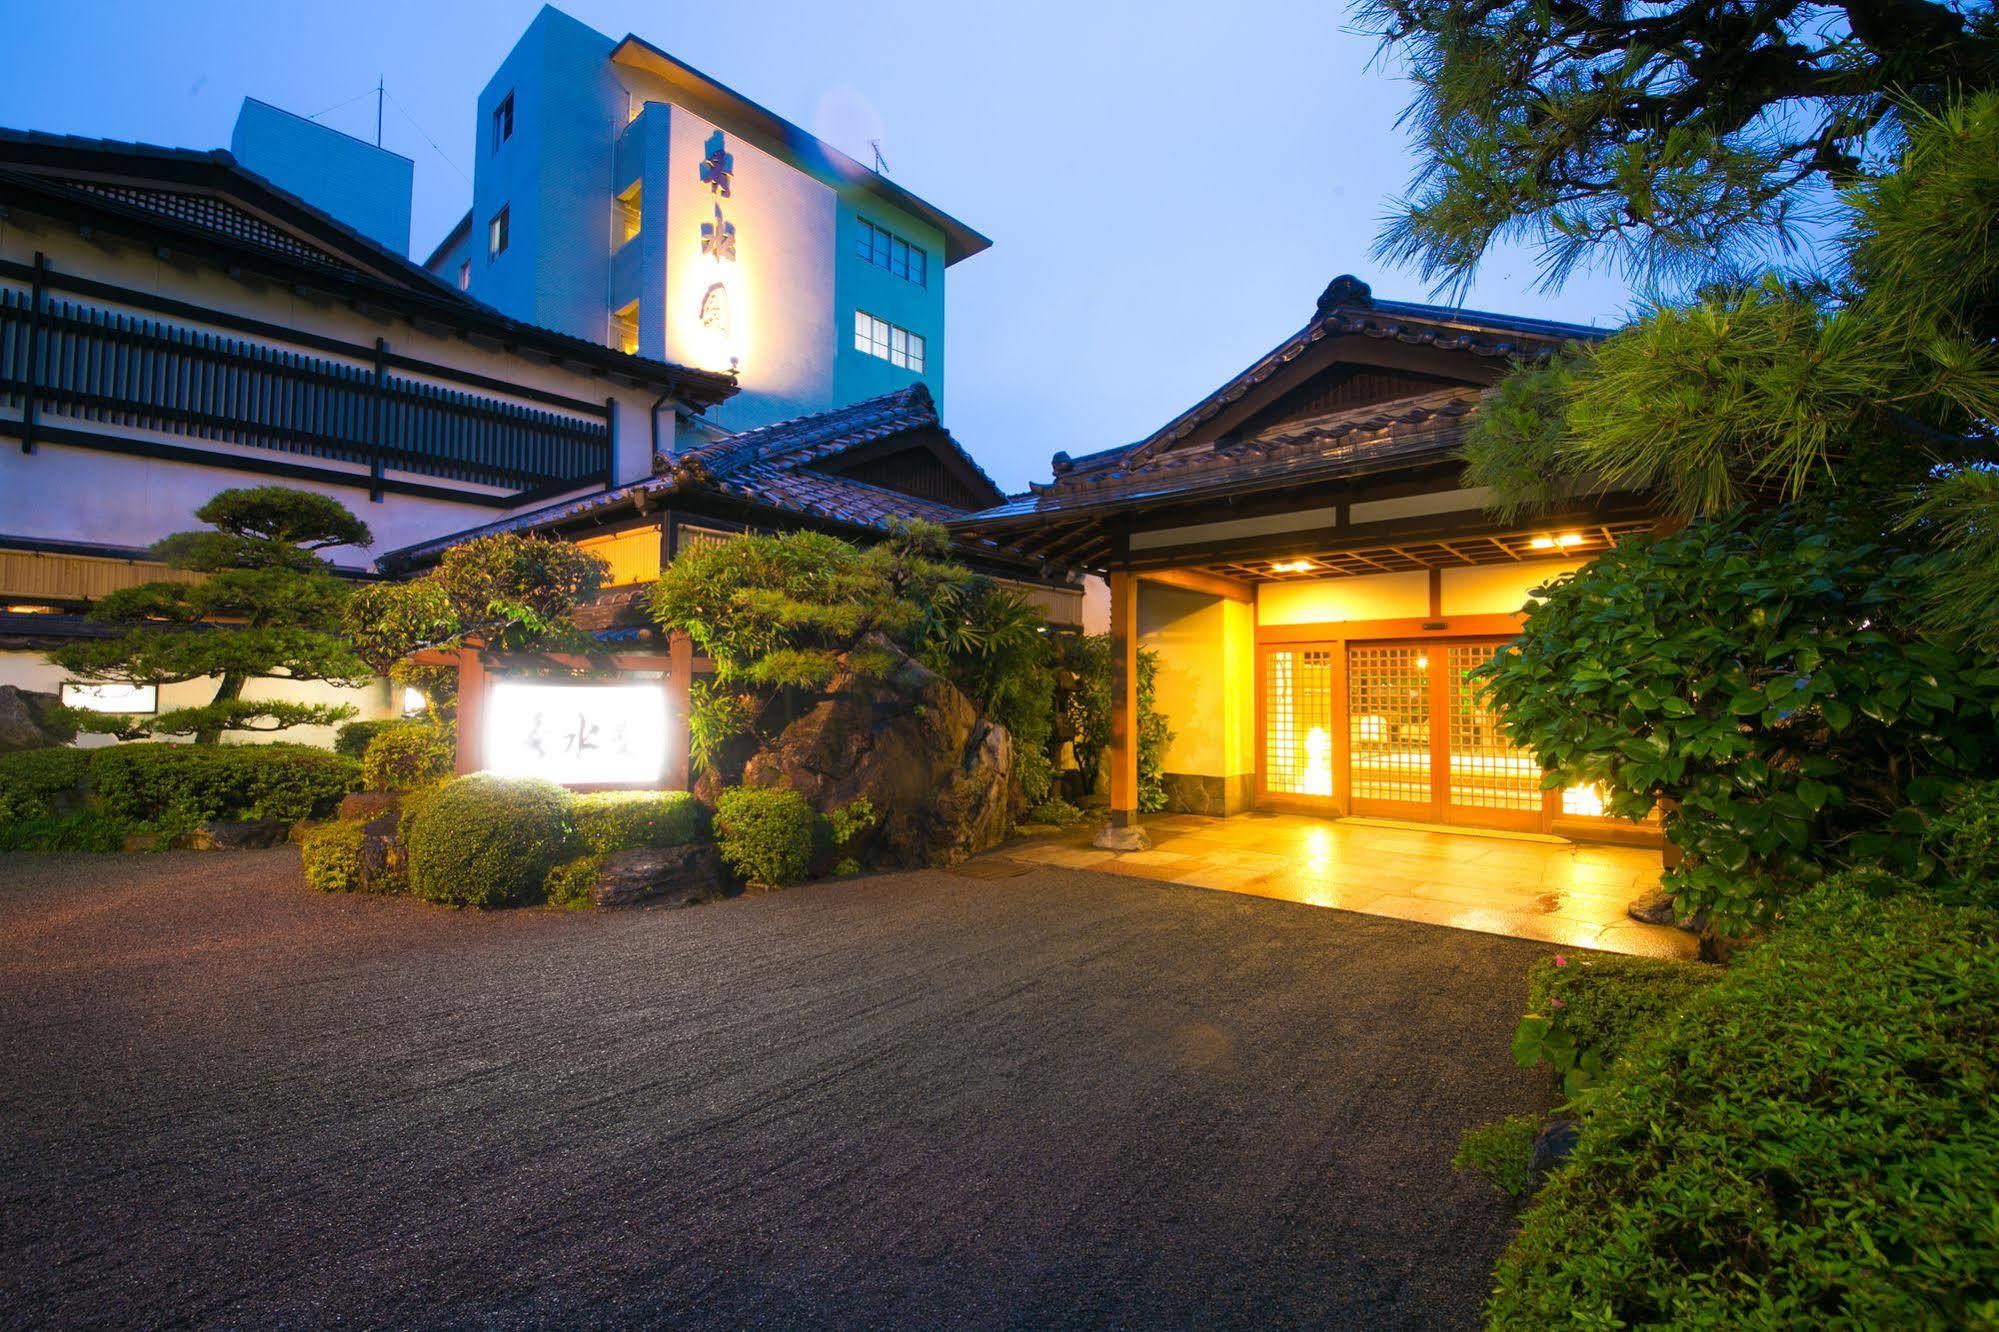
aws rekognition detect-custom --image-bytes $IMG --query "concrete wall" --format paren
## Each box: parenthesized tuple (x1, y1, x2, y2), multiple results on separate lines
(231, 98, 414, 257)
(831, 196, 947, 409)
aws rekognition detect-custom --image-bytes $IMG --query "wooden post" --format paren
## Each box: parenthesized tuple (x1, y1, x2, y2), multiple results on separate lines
(454, 649, 486, 775)
(1108, 569, 1139, 827)
(664, 630, 692, 792)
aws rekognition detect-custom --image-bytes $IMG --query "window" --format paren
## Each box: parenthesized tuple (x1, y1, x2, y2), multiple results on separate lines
(623, 90, 643, 124)
(610, 300, 639, 356)
(855, 311, 924, 372)
(491, 93, 514, 153)
(614, 181, 642, 248)
(456, 259, 470, 291)
(854, 218, 926, 286)
(488, 206, 509, 260)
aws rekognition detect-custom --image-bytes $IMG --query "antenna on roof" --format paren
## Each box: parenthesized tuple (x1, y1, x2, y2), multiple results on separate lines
(375, 77, 384, 148)
(869, 139, 890, 175)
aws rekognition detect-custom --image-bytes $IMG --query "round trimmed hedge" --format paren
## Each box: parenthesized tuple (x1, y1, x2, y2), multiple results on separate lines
(402, 774, 573, 908)
(714, 786, 814, 887)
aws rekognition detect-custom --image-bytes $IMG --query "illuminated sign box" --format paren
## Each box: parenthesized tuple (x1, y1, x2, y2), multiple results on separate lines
(483, 679, 668, 788)
(61, 683, 158, 714)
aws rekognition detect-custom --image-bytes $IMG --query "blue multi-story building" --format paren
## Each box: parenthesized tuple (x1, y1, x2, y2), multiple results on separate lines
(421, 5, 989, 433)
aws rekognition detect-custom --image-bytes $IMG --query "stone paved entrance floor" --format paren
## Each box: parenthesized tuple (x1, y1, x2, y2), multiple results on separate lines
(1006, 811, 1694, 958)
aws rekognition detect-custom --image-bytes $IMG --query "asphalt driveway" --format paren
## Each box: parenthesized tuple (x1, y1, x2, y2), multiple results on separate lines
(0, 849, 1556, 1329)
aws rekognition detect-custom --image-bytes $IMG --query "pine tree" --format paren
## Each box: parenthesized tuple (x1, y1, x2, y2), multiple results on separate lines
(54, 487, 373, 744)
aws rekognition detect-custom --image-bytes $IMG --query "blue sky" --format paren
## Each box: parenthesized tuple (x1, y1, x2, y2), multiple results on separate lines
(0, 0, 1639, 491)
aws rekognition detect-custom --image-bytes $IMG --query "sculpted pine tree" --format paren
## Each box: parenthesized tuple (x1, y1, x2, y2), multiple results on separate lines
(54, 487, 374, 744)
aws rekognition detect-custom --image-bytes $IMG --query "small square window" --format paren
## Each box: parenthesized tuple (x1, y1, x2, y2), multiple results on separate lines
(855, 310, 923, 373)
(855, 218, 927, 288)
(488, 205, 509, 259)
(492, 93, 515, 153)
(610, 300, 639, 356)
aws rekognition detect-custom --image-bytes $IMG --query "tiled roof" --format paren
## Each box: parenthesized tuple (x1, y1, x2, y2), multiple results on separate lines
(380, 385, 998, 568)
(961, 387, 1484, 526)
(0, 128, 735, 404)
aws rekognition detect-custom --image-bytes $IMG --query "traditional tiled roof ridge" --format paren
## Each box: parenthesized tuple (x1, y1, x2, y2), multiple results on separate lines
(683, 382, 937, 473)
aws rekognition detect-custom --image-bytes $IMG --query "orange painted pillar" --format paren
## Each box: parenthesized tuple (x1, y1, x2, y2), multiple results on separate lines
(1108, 569, 1139, 827)
(664, 631, 693, 792)
(454, 649, 486, 776)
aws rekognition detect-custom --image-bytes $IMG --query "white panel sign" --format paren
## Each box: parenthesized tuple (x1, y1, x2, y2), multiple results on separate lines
(484, 680, 669, 787)
(61, 682, 158, 714)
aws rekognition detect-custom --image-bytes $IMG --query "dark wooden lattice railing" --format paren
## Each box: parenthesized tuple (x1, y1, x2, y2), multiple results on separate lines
(0, 278, 613, 498)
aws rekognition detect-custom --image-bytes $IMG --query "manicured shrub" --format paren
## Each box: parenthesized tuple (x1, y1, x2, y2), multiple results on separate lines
(1024, 797, 1091, 827)
(1512, 952, 1721, 1094)
(1476, 507, 1999, 933)
(403, 774, 574, 908)
(544, 853, 602, 909)
(360, 722, 455, 792)
(713, 786, 814, 887)
(0, 748, 93, 822)
(299, 820, 366, 894)
(0, 811, 127, 853)
(333, 719, 400, 760)
(1488, 885, 1999, 1327)
(571, 790, 709, 855)
(87, 743, 359, 831)
(1453, 1113, 1541, 1200)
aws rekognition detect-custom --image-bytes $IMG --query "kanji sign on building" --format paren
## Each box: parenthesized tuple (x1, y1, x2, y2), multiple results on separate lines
(482, 680, 670, 787)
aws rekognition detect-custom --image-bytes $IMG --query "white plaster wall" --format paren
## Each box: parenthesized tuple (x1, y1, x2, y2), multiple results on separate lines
(1440, 559, 1582, 615)
(1256, 572, 1429, 626)
(0, 216, 676, 566)
(0, 651, 396, 750)
(1137, 583, 1254, 780)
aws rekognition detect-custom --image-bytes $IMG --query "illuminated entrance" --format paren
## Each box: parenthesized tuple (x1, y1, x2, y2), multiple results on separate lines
(1263, 638, 1545, 832)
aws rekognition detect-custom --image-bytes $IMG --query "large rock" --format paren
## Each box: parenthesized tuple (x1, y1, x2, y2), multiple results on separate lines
(593, 843, 730, 908)
(740, 639, 1014, 868)
(0, 686, 74, 752)
(181, 819, 292, 851)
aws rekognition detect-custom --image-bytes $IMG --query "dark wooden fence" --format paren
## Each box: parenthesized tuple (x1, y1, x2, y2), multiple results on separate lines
(0, 285, 612, 495)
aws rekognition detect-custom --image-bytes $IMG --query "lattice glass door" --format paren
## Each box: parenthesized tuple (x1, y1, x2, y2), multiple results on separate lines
(1347, 643, 1433, 816)
(1263, 647, 1335, 799)
(1444, 642, 1544, 830)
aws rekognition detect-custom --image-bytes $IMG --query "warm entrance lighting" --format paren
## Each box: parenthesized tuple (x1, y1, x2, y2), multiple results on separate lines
(1302, 725, 1333, 796)
(1530, 533, 1584, 551)
(484, 680, 669, 787)
(1269, 558, 1318, 574)
(1562, 783, 1607, 817)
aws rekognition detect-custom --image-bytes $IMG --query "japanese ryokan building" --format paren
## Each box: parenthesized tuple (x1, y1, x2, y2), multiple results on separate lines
(0, 6, 1081, 744)
(954, 276, 1660, 845)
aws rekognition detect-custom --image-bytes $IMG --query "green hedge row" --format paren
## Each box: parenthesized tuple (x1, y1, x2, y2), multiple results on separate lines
(305, 779, 714, 909)
(1488, 882, 1999, 1328)
(0, 743, 360, 847)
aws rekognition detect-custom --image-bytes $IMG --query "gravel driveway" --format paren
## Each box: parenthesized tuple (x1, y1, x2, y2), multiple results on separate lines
(0, 849, 1555, 1329)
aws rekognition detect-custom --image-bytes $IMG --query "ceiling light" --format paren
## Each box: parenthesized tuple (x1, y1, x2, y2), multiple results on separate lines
(1270, 559, 1317, 575)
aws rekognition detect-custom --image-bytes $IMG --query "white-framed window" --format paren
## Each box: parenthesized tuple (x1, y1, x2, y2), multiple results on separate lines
(610, 300, 639, 355)
(855, 311, 924, 372)
(855, 218, 926, 286)
(456, 259, 471, 291)
(614, 180, 642, 248)
(623, 90, 643, 125)
(491, 92, 514, 153)
(488, 205, 509, 260)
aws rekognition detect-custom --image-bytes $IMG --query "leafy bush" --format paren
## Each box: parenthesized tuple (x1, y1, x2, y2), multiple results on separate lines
(0, 811, 127, 853)
(87, 743, 359, 830)
(1477, 507, 1999, 933)
(0, 748, 92, 822)
(1489, 884, 1999, 1327)
(544, 853, 602, 909)
(571, 790, 709, 855)
(1918, 781, 1999, 909)
(1454, 1113, 1541, 1200)
(714, 786, 815, 887)
(333, 719, 399, 760)
(299, 820, 366, 894)
(402, 774, 574, 908)
(652, 523, 1056, 805)
(1023, 797, 1091, 827)
(1512, 953, 1721, 1095)
(360, 722, 455, 792)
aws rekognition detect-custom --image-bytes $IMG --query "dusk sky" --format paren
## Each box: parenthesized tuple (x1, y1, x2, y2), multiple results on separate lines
(0, 0, 1640, 491)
